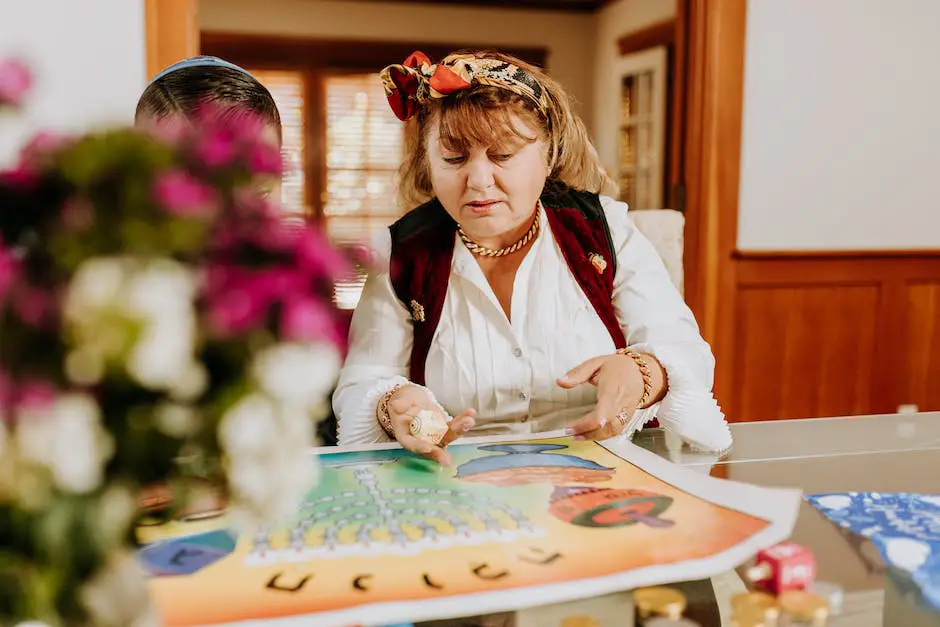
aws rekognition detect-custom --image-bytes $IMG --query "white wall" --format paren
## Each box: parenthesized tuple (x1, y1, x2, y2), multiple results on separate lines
(0, 0, 146, 166)
(738, 0, 940, 250)
(592, 0, 677, 184)
(198, 0, 596, 129)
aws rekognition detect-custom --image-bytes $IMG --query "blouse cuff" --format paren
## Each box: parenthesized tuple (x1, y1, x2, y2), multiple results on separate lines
(336, 376, 452, 446)
(337, 376, 406, 445)
(630, 342, 733, 453)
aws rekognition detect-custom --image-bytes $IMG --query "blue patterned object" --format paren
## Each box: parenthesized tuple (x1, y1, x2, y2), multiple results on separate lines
(806, 492, 940, 609)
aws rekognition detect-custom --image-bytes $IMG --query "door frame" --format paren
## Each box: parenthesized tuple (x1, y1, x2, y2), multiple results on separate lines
(144, 0, 199, 80)
(677, 0, 748, 409)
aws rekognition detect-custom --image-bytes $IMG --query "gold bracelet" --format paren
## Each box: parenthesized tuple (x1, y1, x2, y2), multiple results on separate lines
(617, 348, 653, 407)
(376, 384, 404, 438)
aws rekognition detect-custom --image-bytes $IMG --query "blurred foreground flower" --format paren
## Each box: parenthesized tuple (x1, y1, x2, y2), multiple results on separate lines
(0, 58, 32, 107)
(0, 59, 353, 626)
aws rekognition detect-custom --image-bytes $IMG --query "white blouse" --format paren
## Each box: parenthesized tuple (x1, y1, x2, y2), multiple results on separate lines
(333, 196, 732, 452)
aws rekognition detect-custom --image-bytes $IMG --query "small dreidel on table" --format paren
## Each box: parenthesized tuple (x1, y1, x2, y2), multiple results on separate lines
(778, 590, 829, 626)
(730, 591, 781, 627)
(409, 409, 449, 445)
(744, 542, 816, 595)
(633, 586, 688, 622)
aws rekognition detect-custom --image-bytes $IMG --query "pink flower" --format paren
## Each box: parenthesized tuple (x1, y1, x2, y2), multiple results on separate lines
(281, 296, 342, 346)
(249, 142, 283, 176)
(205, 286, 269, 336)
(153, 170, 218, 218)
(145, 117, 188, 144)
(0, 58, 32, 106)
(0, 243, 19, 302)
(0, 163, 39, 189)
(194, 129, 237, 168)
(0, 370, 56, 419)
(13, 287, 50, 327)
(295, 228, 351, 281)
(18, 380, 56, 411)
(19, 131, 67, 163)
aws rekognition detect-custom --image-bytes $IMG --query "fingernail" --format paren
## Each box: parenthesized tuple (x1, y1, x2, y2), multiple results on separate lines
(573, 435, 585, 441)
(564, 428, 575, 435)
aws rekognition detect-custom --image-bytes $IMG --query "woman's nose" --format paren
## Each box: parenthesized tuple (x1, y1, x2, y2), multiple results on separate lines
(465, 155, 496, 191)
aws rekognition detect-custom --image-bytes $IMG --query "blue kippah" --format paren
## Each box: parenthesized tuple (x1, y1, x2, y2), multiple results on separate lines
(147, 55, 254, 87)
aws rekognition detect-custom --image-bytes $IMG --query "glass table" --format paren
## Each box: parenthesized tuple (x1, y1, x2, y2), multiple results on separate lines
(625, 411, 940, 626)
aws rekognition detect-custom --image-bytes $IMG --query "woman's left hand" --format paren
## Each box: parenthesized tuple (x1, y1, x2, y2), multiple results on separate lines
(556, 353, 649, 440)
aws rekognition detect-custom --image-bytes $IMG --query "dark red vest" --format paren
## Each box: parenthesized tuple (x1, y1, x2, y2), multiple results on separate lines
(388, 180, 629, 388)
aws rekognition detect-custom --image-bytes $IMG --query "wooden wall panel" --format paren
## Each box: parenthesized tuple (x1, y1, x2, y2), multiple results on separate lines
(725, 253, 940, 422)
(901, 281, 940, 411)
(734, 285, 879, 422)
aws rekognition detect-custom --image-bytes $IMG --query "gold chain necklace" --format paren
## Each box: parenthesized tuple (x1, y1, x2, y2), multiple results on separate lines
(458, 205, 541, 258)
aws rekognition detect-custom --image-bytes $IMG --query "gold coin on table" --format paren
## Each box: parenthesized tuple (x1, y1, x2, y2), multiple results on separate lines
(633, 586, 687, 619)
(778, 590, 828, 625)
(731, 591, 780, 616)
(560, 614, 599, 627)
(730, 606, 778, 627)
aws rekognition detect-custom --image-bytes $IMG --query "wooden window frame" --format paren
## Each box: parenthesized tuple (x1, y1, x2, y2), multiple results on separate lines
(617, 19, 680, 212)
(201, 33, 548, 222)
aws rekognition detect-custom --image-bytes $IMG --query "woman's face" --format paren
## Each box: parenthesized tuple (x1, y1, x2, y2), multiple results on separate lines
(427, 113, 549, 242)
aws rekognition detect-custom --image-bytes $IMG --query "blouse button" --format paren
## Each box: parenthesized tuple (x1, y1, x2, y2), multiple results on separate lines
(513, 348, 523, 358)
(518, 392, 528, 401)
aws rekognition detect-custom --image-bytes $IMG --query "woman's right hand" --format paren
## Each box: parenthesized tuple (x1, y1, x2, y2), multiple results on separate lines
(386, 385, 475, 466)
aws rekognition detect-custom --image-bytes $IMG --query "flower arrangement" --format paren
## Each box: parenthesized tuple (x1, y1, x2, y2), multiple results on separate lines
(0, 59, 349, 625)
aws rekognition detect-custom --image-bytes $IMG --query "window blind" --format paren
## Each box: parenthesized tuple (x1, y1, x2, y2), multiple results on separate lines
(251, 69, 307, 216)
(324, 73, 405, 309)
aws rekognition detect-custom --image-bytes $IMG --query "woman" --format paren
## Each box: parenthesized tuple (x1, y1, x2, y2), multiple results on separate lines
(333, 50, 731, 464)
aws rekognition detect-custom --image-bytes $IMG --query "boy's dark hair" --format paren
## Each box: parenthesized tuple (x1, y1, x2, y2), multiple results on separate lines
(136, 61, 281, 139)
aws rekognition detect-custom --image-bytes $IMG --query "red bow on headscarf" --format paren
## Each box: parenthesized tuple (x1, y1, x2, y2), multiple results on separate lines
(380, 51, 473, 121)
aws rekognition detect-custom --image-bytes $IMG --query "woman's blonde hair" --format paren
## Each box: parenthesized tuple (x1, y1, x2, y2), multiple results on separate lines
(395, 50, 616, 211)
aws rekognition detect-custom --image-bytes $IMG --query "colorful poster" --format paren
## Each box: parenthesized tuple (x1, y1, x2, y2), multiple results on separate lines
(807, 492, 940, 610)
(141, 434, 801, 627)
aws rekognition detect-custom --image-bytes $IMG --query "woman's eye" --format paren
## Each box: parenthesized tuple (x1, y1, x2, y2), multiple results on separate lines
(443, 156, 466, 165)
(491, 153, 514, 162)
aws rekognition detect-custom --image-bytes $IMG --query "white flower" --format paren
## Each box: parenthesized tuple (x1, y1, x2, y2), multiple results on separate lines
(64, 347, 106, 386)
(81, 550, 158, 627)
(65, 257, 202, 394)
(169, 362, 208, 402)
(153, 403, 200, 438)
(220, 393, 321, 528)
(64, 258, 127, 323)
(251, 342, 341, 410)
(94, 485, 138, 547)
(228, 449, 318, 528)
(126, 314, 197, 391)
(15, 393, 114, 494)
(123, 258, 196, 320)
(218, 394, 280, 459)
(0, 424, 10, 489)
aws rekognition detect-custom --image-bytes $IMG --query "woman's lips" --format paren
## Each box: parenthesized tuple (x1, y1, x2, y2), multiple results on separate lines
(466, 200, 501, 215)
